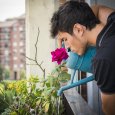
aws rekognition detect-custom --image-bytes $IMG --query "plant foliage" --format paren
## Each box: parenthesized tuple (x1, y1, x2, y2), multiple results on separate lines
(0, 63, 70, 115)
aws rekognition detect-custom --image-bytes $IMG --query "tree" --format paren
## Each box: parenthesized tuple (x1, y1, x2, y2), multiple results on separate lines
(0, 65, 4, 81)
(20, 69, 26, 79)
(4, 68, 10, 80)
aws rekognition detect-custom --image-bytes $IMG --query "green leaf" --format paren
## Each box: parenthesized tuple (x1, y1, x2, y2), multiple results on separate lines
(45, 82, 50, 87)
(36, 99, 41, 106)
(10, 112, 17, 115)
(44, 102, 50, 113)
(59, 71, 70, 82)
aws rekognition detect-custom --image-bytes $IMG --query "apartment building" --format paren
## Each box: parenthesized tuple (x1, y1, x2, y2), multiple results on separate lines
(0, 15, 25, 80)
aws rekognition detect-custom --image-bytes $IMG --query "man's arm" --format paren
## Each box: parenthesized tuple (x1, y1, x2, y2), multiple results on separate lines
(91, 5, 114, 25)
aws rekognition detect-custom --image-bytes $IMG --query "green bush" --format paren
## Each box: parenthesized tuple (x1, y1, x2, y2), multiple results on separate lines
(4, 69, 10, 80)
(20, 69, 26, 80)
(1, 64, 70, 115)
(0, 65, 4, 81)
(0, 82, 14, 114)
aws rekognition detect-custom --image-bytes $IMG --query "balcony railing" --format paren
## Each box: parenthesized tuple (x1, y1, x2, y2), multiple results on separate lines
(63, 88, 97, 115)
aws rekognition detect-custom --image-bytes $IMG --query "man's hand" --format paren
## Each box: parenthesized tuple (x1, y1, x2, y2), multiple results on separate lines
(57, 38, 62, 48)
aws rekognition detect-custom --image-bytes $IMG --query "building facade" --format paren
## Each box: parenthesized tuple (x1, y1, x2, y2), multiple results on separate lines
(0, 15, 25, 80)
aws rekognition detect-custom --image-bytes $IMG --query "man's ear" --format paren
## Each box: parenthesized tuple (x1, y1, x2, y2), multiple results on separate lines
(73, 23, 86, 36)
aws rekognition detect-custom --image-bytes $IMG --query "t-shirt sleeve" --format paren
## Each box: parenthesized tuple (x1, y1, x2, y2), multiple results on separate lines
(107, 12, 115, 22)
(92, 58, 115, 93)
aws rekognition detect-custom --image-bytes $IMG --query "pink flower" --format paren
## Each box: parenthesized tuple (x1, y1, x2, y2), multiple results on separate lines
(51, 48, 69, 65)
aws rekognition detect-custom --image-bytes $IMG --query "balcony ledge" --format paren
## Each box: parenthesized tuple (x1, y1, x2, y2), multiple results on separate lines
(63, 88, 97, 115)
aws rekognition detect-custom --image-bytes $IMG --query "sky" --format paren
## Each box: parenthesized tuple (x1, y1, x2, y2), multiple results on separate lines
(0, 0, 25, 21)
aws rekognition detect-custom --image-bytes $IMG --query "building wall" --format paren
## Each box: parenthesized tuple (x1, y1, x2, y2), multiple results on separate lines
(0, 27, 10, 68)
(26, 0, 58, 78)
(0, 17, 26, 80)
(10, 19, 26, 80)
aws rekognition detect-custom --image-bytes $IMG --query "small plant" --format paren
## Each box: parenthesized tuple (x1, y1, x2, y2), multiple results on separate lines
(1, 66, 70, 115)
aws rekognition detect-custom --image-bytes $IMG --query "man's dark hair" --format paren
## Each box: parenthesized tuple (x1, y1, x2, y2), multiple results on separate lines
(50, 1, 100, 38)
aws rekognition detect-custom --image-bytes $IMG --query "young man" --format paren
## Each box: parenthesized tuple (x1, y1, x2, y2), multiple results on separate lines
(50, 1, 115, 115)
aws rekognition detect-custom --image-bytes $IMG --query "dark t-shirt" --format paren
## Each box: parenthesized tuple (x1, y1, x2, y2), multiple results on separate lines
(92, 12, 115, 93)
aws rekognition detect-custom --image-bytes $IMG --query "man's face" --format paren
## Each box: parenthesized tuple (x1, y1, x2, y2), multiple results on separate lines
(58, 31, 87, 55)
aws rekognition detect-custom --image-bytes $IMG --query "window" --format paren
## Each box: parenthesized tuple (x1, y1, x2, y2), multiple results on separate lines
(13, 49, 17, 53)
(5, 34, 9, 39)
(20, 33, 25, 39)
(4, 43, 8, 48)
(20, 49, 24, 53)
(13, 34, 17, 39)
(1, 27, 10, 33)
(4, 57, 9, 65)
(13, 57, 17, 60)
(13, 26, 17, 31)
(14, 71, 17, 80)
(19, 42, 24, 46)
(14, 64, 18, 68)
(20, 64, 24, 68)
(5, 28, 10, 32)
(19, 26, 23, 31)
(4, 50, 9, 55)
(13, 42, 17, 47)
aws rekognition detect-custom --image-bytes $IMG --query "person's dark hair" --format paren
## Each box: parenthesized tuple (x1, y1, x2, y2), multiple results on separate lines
(50, 1, 100, 38)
